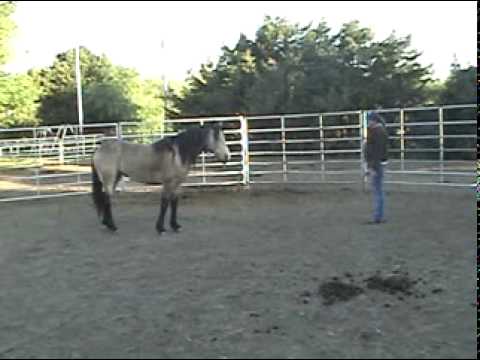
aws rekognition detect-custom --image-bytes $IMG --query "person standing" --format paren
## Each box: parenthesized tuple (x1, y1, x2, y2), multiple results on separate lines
(365, 111, 389, 224)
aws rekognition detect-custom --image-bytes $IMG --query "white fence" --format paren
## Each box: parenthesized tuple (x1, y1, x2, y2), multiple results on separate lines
(0, 104, 475, 202)
(247, 111, 364, 185)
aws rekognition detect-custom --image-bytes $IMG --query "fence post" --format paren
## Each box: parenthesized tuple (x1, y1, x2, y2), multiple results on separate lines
(360, 111, 367, 192)
(319, 114, 325, 182)
(59, 139, 64, 165)
(34, 128, 41, 166)
(400, 109, 405, 177)
(115, 123, 121, 140)
(438, 107, 444, 183)
(240, 116, 250, 187)
(76, 135, 81, 184)
(281, 116, 287, 182)
(35, 168, 40, 196)
(200, 119, 206, 184)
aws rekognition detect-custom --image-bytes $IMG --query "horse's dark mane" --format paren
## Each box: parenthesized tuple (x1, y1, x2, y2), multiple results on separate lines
(153, 126, 218, 165)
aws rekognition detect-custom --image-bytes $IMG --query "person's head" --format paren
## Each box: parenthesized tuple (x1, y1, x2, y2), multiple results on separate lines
(367, 111, 385, 127)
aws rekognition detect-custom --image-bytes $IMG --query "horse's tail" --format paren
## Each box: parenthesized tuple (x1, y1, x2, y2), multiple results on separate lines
(91, 160, 105, 218)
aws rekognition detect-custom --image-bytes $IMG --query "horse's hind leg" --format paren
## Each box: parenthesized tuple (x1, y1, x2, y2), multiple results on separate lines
(102, 193, 117, 231)
(102, 179, 118, 232)
(170, 193, 181, 232)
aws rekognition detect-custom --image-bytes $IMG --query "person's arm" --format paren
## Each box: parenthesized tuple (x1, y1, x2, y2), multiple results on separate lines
(366, 128, 377, 170)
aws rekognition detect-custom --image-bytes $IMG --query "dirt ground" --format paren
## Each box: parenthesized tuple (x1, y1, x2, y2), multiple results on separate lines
(0, 184, 475, 359)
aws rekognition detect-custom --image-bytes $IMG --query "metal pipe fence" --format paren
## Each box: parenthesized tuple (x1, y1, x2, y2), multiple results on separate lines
(0, 104, 475, 202)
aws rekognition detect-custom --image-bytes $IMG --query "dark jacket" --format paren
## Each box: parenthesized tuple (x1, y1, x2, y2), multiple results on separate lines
(366, 124, 389, 171)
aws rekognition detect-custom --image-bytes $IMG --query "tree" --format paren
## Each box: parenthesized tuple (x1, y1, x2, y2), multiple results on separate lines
(0, 72, 40, 127)
(35, 47, 138, 125)
(0, 2, 41, 128)
(174, 17, 434, 118)
(34, 47, 169, 130)
(83, 81, 137, 124)
(0, 1, 16, 66)
(438, 63, 476, 105)
(436, 63, 476, 160)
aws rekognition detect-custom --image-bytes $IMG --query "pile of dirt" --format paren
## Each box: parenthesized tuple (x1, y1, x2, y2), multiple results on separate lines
(318, 279, 365, 306)
(365, 272, 416, 296)
(310, 270, 430, 306)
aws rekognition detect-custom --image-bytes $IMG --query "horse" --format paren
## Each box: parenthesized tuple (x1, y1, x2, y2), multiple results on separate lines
(91, 124, 231, 234)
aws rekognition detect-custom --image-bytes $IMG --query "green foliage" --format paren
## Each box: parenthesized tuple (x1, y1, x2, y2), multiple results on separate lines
(438, 64, 476, 105)
(0, 1, 16, 66)
(127, 79, 167, 141)
(83, 81, 137, 124)
(0, 72, 41, 127)
(174, 17, 435, 117)
(34, 47, 132, 125)
(0, 2, 42, 128)
(33, 47, 168, 129)
(0, 11, 476, 131)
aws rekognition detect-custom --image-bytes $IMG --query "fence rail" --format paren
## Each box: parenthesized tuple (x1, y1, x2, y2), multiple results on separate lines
(0, 104, 475, 202)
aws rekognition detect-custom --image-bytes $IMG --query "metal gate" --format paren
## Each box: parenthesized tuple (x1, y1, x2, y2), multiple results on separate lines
(246, 111, 363, 185)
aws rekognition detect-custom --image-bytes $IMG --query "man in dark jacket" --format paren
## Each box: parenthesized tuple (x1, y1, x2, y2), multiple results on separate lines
(365, 111, 389, 223)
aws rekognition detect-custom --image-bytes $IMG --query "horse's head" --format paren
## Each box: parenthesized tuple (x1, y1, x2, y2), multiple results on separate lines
(204, 124, 230, 163)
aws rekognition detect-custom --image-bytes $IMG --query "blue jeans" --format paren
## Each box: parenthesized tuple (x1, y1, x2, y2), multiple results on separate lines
(371, 165, 385, 222)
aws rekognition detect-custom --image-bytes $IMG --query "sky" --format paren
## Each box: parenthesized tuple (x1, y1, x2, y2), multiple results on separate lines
(3, 1, 476, 82)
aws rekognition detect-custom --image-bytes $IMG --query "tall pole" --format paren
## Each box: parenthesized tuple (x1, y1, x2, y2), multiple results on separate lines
(75, 45, 84, 134)
(161, 40, 167, 134)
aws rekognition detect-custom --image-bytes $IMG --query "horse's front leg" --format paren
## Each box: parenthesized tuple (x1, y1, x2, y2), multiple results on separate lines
(170, 193, 181, 232)
(156, 194, 170, 235)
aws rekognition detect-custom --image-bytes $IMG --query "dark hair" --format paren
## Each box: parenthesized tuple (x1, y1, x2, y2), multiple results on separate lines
(368, 111, 385, 125)
(153, 125, 220, 165)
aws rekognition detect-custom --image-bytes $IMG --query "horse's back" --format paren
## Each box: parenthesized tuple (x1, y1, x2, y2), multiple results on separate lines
(119, 141, 179, 183)
(94, 138, 188, 185)
(95, 140, 150, 160)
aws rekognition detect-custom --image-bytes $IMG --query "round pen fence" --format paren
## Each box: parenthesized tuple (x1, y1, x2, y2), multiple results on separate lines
(0, 123, 119, 201)
(247, 111, 363, 185)
(371, 104, 476, 187)
(0, 104, 475, 202)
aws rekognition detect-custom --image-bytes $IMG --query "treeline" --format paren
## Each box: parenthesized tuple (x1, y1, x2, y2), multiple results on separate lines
(0, 3, 475, 130)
